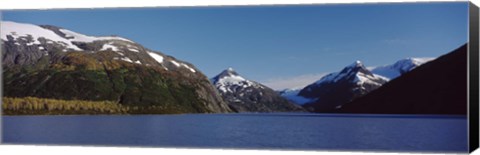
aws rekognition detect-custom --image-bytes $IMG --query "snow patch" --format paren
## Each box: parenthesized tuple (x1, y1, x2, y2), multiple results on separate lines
(1, 21, 133, 52)
(59, 28, 133, 43)
(120, 57, 133, 63)
(215, 75, 251, 93)
(128, 48, 140, 53)
(169, 60, 196, 73)
(170, 60, 180, 67)
(1, 21, 82, 51)
(181, 63, 196, 73)
(100, 43, 119, 51)
(147, 52, 164, 63)
(115, 51, 124, 56)
(353, 72, 384, 86)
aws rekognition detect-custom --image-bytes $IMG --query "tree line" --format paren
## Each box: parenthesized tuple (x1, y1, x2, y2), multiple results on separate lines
(2, 97, 189, 115)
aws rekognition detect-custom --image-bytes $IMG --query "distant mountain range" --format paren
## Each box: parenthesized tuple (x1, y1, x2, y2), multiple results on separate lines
(211, 68, 304, 112)
(280, 57, 434, 112)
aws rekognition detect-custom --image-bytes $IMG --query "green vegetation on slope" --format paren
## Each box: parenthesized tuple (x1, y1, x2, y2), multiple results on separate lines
(2, 97, 198, 115)
(3, 51, 214, 114)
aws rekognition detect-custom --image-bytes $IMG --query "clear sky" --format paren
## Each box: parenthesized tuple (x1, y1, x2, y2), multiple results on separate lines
(1, 2, 469, 90)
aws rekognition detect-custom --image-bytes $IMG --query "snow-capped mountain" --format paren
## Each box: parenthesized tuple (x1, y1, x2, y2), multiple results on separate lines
(211, 68, 263, 94)
(370, 57, 435, 80)
(1, 21, 197, 74)
(211, 68, 304, 112)
(295, 61, 388, 112)
(280, 57, 435, 109)
(1, 21, 232, 113)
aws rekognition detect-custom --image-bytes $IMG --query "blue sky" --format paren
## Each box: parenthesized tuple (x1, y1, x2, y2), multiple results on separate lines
(2, 2, 468, 89)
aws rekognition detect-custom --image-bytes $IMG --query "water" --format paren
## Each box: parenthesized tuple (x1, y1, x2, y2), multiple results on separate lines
(2, 113, 468, 153)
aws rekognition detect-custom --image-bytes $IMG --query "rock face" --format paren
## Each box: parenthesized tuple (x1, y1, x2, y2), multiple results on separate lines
(211, 68, 304, 112)
(298, 61, 388, 112)
(339, 44, 467, 115)
(1, 21, 232, 114)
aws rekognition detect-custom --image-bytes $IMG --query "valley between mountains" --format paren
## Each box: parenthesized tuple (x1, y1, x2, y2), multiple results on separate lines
(1, 21, 467, 115)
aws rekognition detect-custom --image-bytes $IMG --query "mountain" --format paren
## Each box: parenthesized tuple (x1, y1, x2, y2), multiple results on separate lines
(339, 44, 467, 115)
(370, 57, 434, 80)
(1, 21, 232, 114)
(211, 68, 304, 112)
(297, 61, 388, 112)
(280, 57, 434, 107)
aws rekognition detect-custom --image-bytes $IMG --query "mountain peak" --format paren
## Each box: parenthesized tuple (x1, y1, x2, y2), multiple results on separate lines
(213, 67, 240, 81)
(223, 67, 239, 75)
(345, 60, 367, 69)
(311, 60, 379, 86)
(211, 67, 245, 83)
(339, 60, 373, 78)
(352, 60, 363, 66)
(211, 68, 260, 94)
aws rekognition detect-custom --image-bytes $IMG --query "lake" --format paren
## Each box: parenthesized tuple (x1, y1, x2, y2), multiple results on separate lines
(1, 113, 468, 153)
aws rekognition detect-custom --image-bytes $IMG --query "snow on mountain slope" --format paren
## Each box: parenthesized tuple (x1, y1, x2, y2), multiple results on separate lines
(211, 68, 304, 112)
(1, 21, 82, 50)
(1, 21, 134, 50)
(280, 61, 388, 106)
(58, 28, 133, 43)
(290, 61, 388, 112)
(211, 68, 261, 93)
(1, 21, 197, 73)
(311, 61, 387, 88)
(277, 56, 435, 110)
(370, 57, 435, 80)
(147, 51, 164, 63)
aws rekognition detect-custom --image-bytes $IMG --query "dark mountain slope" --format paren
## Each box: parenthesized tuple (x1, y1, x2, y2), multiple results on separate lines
(340, 44, 467, 115)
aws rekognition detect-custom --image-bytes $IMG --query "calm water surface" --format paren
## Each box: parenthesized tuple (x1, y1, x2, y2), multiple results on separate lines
(2, 113, 468, 152)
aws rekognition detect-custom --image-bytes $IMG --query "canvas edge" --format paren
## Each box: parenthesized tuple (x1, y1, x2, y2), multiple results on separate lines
(469, 1, 480, 153)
